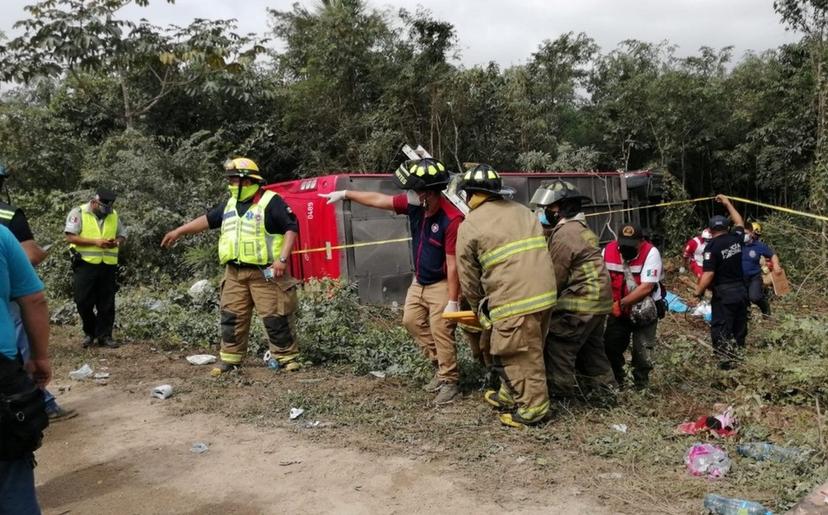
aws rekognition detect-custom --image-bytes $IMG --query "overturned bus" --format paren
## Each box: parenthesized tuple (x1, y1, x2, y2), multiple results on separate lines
(267, 170, 661, 306)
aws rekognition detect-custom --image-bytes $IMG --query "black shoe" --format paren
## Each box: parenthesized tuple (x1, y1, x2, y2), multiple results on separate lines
(81, 335, 95, 348)
(99, 337, 120, 349)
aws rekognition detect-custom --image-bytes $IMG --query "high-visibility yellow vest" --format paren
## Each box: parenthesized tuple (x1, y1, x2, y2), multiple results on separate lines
(70, 204, 119, 265)
(218, 190, 285, 265)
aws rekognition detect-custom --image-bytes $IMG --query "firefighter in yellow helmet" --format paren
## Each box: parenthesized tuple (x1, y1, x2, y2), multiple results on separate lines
(161, 158, 301, 376)
(455, 164, 557, 429)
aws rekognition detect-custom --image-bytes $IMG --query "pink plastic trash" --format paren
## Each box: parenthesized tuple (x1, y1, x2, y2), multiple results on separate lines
(684, 443, 731, 479)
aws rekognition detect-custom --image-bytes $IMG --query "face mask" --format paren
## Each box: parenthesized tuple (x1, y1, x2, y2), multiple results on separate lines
(95, 203, 113, 216)
(545, 208, 561, 227)
(744, 233, 752, 244)
(228, 184, 259, 201)
(620, 245, 638, 261)
(537, 209, 550, 226)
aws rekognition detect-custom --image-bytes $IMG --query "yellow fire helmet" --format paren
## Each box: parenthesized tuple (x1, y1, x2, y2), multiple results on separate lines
(223, 157, 264, 182)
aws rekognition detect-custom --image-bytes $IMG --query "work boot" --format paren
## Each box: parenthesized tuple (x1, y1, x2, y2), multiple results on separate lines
(422, 373, 441, 392)
(499, 401, 551, 429)
(210, 362, 239, 377)
(81, 335, 95, 348)
(46, 405, 78, 422)
(484, 386, 515, 411)
(99, 336, 120, 349)
(433, 382, 460, 405)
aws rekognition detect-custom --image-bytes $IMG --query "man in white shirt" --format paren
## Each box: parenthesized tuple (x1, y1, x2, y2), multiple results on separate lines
(602, 224, 663, 389)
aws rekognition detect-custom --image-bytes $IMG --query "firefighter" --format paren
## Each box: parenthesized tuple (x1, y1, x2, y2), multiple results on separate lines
(161, 158, 301, 376)
(320, 158, 463, 405)
(455, 164, 557, 428)
(64, 187, 127, 349)
(603, 223, 664, 389)
(694, 195, 749, 369)
(742, 221, 781, 316)
(530, 180, 616, 401)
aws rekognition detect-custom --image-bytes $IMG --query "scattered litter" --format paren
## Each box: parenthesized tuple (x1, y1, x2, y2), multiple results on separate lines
(289, 407, 304, 420)
(369, 371, 386, 379)
(263, 351, 281, 370)
(610, 423, 628, 433)
(191, 442, 209, 454)
(535, 457, 549, 466)
(186, 354, 217, 366)
(677, 406, 737, 438)
(188, 279, 214, 303)
(685, 443, 731, 479)
(69, 364, 93, 380)
(704, 493, 770, 514)
(691, 300, 712, 321)
(58, 385, 71, 393)
(515, 456, 527, 464)
(94, 379, 108, 386)
(151, 384, 173, 400)
(279, 460, 301, 466)
(93, 372, 110, 379)
(665, 291, 688, 313)
(737, 442, 808, 463)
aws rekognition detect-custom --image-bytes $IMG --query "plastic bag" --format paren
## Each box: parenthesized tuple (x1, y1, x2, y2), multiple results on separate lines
(685, 443, 730, 478)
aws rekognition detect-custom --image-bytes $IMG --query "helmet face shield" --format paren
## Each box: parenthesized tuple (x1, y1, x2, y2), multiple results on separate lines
(530, 187, 558, 207)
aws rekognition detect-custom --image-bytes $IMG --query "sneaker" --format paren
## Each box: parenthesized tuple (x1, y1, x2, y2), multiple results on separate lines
(46, 406, 78, 422)
(433, 382, 460, 405)
(422, 373, 441, 392)
(99, 337, 120, 349)
(210, 362, 239, 377)
(81, 335, 95, 348)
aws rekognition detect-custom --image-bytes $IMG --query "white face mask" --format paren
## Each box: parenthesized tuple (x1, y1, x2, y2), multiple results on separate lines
(744, 233, 752, 244)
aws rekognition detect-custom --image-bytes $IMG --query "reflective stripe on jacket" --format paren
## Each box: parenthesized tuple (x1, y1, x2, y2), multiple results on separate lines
(547, 216, 613, 314)
(218, 190, 284, 265)
(604, 240, 654, 303)
(457, 198, 557, 328)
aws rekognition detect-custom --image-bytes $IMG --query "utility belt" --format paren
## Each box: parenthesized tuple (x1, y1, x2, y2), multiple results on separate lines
(0, 354, 49, 461)
(225, 261, 263, 270)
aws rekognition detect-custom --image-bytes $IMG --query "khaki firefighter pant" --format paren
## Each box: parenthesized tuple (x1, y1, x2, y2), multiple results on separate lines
(490, 309, 550, 413)
(402, 279, 458, 384)
(218, 265, 299, 366)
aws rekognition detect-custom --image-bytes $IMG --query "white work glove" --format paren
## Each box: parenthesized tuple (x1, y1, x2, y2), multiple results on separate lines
(319, 190, 348, 204)
(443, 300, 459, 313)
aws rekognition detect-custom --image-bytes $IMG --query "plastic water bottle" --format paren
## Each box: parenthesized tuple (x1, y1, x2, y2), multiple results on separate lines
(703, 494, 771, 514)
(263, 351, 281, 371)
(736, 442, 804, 462)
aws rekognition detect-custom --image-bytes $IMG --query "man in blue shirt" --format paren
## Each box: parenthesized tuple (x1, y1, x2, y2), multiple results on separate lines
(0, 224, 51, 515)
(742, 222, 781, 317)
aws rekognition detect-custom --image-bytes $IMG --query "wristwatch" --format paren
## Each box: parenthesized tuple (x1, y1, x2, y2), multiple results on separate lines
(279, 256, 288, 264)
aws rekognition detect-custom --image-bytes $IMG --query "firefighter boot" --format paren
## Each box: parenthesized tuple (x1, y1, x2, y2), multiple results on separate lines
(210, 361, 239, 377)
(499, 400, 551, 430)
(484, 385, 515, 411)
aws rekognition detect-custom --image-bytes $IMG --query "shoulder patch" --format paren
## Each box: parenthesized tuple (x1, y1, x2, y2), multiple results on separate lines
(704, 252, 711, 261)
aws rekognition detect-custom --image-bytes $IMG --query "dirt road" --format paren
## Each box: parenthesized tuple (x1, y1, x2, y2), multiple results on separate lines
(35, 384, 609, 514)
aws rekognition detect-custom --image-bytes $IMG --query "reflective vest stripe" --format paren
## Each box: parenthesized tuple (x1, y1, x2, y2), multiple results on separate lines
(0, 209, 14, 221)
(486, 290, 557, 324)
(605, 263, 643, 273)
(218, 190, 285, 265)
(220, 351, 243, 364)
(479, 236, 547, 269)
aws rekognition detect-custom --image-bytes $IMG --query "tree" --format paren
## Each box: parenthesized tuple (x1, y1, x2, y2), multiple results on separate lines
(0, 0, 266, 129)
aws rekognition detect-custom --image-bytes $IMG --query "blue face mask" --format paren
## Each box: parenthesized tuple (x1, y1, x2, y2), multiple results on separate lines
(537, 209, 550, 226)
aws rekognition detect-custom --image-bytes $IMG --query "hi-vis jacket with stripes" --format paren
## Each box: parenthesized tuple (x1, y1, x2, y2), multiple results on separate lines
(547, 214, 613, 315)
(457, 198, 557, 328)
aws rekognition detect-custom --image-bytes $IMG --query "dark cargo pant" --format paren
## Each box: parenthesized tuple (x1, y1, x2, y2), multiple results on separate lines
(604, 315, 657, 388)
(545, 312, 616, 398)
(711, 281, 749, 366)
(219, 265, 299, 366)
(746, 274, 770, 316)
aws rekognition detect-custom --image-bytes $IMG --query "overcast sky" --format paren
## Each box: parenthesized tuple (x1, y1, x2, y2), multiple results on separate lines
(0, 0, 801, 67)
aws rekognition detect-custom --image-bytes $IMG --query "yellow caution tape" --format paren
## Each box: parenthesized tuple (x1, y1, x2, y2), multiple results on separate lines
(727, 195, 828, 223)
(585, 197, 714, 218)
(291, 236, 411, 255)
(290, 194, 827, 256)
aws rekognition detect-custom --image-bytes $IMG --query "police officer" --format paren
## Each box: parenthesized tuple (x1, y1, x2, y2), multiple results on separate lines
(694, 194, 749, 369)
(161, 158, 300, 376)
(320, 158, 463, 405)
(64, 188, 126, 349)
(456, 165, 557, 428)
(530, 180, 616, 401)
